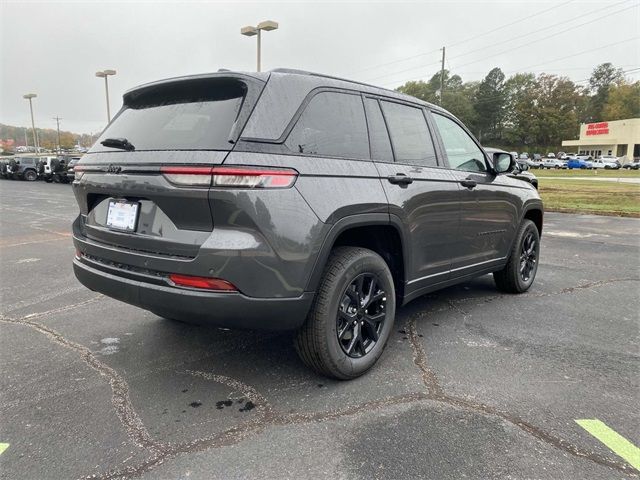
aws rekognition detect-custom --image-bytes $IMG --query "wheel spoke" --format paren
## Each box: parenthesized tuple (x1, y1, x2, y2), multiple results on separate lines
(362, 320, 379, 342)
(345, 288, 358, 305)
(356, 275, 364, 306)
(365, 291, 385, 308)
(338, 321, 352, 340)
(345, 324, 360, 354)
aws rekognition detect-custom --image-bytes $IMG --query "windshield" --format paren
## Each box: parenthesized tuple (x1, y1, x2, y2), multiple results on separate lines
(92, 78, 247, 152)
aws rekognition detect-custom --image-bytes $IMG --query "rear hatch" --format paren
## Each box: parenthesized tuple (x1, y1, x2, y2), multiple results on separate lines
(73, 73, 266, 257)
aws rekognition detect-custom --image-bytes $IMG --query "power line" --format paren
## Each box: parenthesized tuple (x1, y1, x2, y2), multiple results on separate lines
(349, 0, 575, 78)
(447, 0, 575, 49)
(362, 0, 636, 87)
(449, 0, 635, 64)
(450, 2, 638, 71)
(382, 37, 639, 88)
(348, 47, 442, 76)
(513, 37, 640, 72)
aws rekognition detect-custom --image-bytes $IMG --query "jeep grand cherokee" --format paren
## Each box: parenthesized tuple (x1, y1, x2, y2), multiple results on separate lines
(72, 68, 543, 379)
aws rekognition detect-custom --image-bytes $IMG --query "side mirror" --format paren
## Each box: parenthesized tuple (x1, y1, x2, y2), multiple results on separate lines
(493, 152, 514, 174)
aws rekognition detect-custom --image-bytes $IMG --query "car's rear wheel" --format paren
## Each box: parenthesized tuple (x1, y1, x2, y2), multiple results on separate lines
(24, 169, 37, 181)
(493, 219, 540, 293)
(295, 247, 395, 379)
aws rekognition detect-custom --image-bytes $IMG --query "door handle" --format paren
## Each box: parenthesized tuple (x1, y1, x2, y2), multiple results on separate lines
(460, 179, 477, 189)
(388, 174, 414, 185)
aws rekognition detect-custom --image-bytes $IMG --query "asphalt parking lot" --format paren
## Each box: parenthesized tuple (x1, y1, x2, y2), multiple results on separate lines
(1, 180, 638, 480)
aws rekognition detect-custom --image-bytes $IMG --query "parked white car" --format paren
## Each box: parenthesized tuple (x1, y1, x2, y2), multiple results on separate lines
(592, 156, 621, 169)
(541, 158, 566, 169)
(546, 152, 556, 158)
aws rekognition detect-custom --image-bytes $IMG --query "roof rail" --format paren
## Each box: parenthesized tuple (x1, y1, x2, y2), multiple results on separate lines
(269, 67, 401, 94)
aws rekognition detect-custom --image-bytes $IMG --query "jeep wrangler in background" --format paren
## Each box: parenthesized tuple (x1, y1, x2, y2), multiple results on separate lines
(71, 69, 543, 379)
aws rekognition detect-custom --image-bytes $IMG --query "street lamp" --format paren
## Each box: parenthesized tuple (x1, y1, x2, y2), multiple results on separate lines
(95, 69, 117, 123)
(23, 93, 39, 152)
(240, 20, 278, 72)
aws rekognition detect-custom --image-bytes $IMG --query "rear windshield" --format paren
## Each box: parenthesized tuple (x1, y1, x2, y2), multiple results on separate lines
(92, 78, 247, 152)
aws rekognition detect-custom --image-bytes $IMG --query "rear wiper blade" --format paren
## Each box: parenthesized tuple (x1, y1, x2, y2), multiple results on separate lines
(100, 137, 135, 151)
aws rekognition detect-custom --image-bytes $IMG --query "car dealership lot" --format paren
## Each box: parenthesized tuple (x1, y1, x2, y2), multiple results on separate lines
(1, 180, 638, 479)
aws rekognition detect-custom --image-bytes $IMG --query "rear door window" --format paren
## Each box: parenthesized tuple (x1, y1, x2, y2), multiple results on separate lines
(285, 91, 369, 159)
(380, 101, 437, 167)
(93, 79, 247, 151)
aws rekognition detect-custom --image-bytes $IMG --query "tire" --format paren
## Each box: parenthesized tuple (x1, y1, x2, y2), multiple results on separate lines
(294, 247, 396, 380)
(493, 219, 540, 294)
(24, 169, 37, 181)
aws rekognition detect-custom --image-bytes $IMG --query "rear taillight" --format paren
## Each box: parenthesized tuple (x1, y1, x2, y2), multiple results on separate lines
(211, 166, 298, 188)
(168, 274, 237, 291)
(160, 166, 213, 186)
(74, 166, 85, 181)
(160, 165, 298, 188)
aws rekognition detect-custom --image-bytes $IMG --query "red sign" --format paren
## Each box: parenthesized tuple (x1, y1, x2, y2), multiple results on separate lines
(586, 122, 609, 136)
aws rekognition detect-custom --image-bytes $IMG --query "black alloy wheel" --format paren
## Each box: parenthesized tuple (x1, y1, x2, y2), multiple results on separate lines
(336, 273, 387, 358)
(519, 230, 537, 282)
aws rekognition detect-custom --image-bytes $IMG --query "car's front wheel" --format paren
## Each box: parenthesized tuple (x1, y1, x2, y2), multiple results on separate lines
(295, 247, 395, 379)
(493, 219, 540, 293)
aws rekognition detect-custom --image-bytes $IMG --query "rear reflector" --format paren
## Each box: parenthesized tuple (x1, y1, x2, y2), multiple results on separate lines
(168, 273, 237, 291)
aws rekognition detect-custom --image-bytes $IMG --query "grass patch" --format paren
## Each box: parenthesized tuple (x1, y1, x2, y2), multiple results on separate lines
(538, 178, 640, 217)
(534, 168, 640, 178)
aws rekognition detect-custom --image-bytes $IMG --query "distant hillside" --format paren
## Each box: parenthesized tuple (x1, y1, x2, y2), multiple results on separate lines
(0, 124, 95, 151)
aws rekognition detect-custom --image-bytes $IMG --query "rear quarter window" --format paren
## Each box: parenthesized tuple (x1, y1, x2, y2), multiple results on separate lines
(285, 91, 369, 159)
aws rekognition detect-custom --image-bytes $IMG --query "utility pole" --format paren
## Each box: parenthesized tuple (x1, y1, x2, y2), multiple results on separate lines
(24, 128, 29, 149)
(439, 46, 446, 106)
(53, 116, 62, 153)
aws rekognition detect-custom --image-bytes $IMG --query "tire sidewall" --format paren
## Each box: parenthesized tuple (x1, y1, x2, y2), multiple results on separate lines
(321, 251, 396, 378)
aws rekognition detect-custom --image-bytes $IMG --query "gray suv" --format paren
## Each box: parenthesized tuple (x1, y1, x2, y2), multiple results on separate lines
(72, 69, 543, 379)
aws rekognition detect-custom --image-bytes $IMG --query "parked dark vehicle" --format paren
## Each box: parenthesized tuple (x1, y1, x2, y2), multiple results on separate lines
(72, 69, 543, 379)
(65, 157, 82, 182)
(40, 156, 79, 183)
(0, 158, 10, 179)
(8, 156, 39, 181)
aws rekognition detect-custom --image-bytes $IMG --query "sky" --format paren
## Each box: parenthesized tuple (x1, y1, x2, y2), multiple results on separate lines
(1, 0, 639, 135)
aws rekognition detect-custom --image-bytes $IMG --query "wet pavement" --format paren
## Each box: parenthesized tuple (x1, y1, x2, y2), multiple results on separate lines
(1, 180, 639, 479)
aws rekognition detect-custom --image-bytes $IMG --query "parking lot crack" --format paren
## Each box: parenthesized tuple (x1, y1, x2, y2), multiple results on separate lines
(406, 313, 637, 476)
(0, 314, 165, 455)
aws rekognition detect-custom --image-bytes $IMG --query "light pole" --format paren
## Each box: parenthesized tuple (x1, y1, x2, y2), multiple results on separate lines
(95, 69, 116, 123)
(241, 20, 278, 72)
(23, 93, 39, 152)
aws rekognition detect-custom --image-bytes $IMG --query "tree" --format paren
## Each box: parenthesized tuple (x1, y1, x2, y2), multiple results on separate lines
(602, 81, 640, 120)
(473, 67, 507, 142)
(534, 74, 581, 147)
(397, 72, 479, 128)
(503, 73, 539, 146)
(586, 63, 624, 122)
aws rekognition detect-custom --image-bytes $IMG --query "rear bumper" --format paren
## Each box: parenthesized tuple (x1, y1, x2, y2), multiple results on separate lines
(73, 257, 313, 331)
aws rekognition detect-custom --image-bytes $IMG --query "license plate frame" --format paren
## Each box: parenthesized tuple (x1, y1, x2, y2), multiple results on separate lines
(106, 199, 140, 232)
